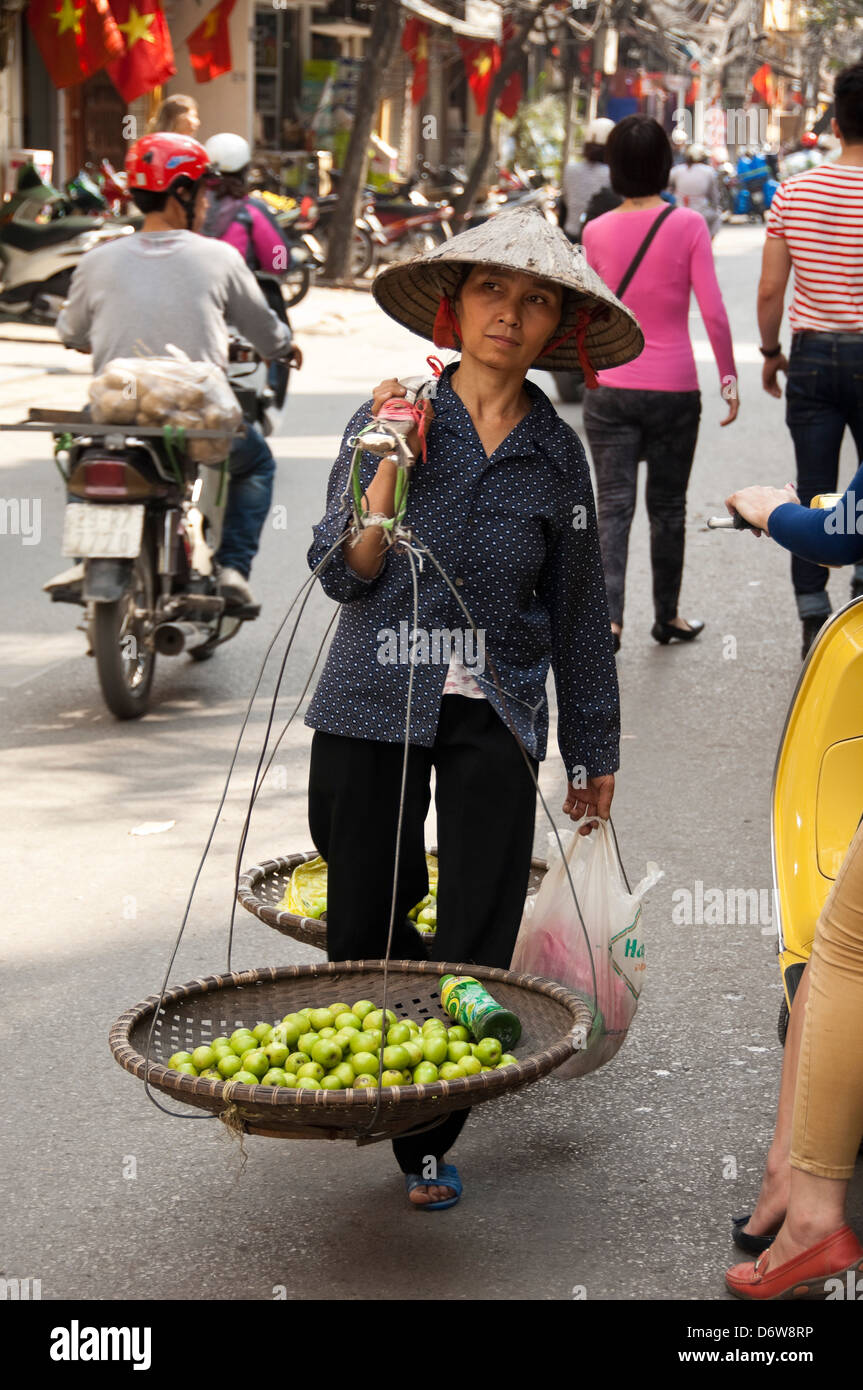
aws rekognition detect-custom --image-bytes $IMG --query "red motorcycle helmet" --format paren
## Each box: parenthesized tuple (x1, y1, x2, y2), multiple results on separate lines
(125, 133, 212, 196)
(800, 131, 819, 148)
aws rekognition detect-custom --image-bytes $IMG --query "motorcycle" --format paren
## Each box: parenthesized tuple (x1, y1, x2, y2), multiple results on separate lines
(5, 329, 285, 719)
(709, 496, 861, 1041)
(0, 214, 132, 326)
(727, 152, 779, 222)
(0, 160, 133, 325)
(268, 196, 325, 307)
(294, 189, 385, 279)
(362, 184, 453, 261)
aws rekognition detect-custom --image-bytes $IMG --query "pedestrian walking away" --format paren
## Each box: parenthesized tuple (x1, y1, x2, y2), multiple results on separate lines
(668, 144, 722, 238)
(304, 205, 643, 1211)
(581, 115, 739, 654)
(756, 60, 863, 659)
(559, 117, 615, 244)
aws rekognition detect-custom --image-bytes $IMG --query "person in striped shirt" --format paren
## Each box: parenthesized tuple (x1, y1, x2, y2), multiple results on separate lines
(757, 61, 863, 658)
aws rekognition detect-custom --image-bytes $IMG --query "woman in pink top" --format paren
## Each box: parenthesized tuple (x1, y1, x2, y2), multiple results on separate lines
(582, 115, 738, 651)
(202, 133, 290, 280)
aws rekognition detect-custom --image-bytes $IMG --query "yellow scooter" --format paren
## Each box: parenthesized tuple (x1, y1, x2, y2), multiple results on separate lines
(710, 495, 863, 1041)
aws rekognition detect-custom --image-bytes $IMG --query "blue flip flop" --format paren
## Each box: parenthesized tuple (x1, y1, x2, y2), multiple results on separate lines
(404, 1162, 462, 1211)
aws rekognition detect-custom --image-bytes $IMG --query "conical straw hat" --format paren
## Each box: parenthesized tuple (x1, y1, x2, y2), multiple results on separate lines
(372, 203, 644, 373)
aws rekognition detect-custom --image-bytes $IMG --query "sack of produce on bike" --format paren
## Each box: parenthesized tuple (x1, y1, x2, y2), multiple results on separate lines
(88, 346, 242, 464)
(511, 821, 661, 1077)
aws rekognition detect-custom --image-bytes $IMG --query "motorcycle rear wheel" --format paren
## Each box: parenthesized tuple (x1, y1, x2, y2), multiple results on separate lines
(316, 225, 375, 279)
(282, 264, 311, 308)
(349, 226, 375, 278)
(91, 536, 156, 719)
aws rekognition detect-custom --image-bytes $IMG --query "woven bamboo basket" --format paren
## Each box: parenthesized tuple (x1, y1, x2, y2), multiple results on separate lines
(236, 850, 548, 952)
(109, 960, 591, 1143)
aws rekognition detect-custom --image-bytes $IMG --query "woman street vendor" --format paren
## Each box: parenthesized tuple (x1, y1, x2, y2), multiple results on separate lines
(303, 206, 644, 1211)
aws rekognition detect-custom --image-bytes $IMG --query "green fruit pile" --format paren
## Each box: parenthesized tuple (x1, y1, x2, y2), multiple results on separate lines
(166, 999, 519, 1091)
(408, 887, 437, 934)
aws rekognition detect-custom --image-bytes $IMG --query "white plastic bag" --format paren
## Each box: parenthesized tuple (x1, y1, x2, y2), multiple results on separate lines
(88, 345, 242, 465)
(511, 820, 662, 1077)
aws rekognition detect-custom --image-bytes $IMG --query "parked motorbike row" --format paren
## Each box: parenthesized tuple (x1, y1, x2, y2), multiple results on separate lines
(250, 157, 557, 306)
(0, 164, 137, 326)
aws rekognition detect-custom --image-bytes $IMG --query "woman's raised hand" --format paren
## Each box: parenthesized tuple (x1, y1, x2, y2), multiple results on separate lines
(371, 378, 406, 416)
(371, 377, 434, 461)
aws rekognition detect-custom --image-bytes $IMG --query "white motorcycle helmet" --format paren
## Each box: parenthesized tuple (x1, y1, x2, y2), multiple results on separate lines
(205, 133, 252, 175)
(585, 117, 615, 147)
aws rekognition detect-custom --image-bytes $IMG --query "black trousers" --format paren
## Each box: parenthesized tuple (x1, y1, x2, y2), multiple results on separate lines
(583, 385, 702, 626)
(308, 695, 539, 1174)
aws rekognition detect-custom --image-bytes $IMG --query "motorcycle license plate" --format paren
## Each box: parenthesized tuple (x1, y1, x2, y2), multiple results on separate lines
(61, 503, 145, 559)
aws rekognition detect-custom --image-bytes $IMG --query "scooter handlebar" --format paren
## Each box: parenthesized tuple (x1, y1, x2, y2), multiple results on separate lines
(707, 510, 757, 530)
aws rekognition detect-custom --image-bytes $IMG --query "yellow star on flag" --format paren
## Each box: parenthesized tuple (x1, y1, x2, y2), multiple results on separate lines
(119, 4, 157, 47)
(52, 0, 85, 37)
(473, 52, 492, 78)
(416, 31, 428, 62)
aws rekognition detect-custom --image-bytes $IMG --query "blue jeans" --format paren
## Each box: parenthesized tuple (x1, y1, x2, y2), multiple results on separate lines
(215, 423, 276, 579)
(785, 332, 863, 618)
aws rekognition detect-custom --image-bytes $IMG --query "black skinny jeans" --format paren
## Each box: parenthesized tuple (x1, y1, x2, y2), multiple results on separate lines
(583, 386, 702, 627)
(785, 331, 863, 619)
(308, 695, 538, 1175)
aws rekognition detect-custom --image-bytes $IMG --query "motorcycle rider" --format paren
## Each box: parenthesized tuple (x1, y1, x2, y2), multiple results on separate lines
(201, 132, 297, 397)
(54, 132, 299, 609)
(202, 133, 289, 282)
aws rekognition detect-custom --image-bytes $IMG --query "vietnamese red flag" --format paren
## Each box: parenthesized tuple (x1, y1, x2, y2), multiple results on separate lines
(496, 19, 522, 119)
(401, 17, 429, 105)
(185, 0, 236, 85)
(27, 0, 125, 89)
(106, 0, 176, 103)
(459, 39, 500, 117)
(752, 62, 776, 106)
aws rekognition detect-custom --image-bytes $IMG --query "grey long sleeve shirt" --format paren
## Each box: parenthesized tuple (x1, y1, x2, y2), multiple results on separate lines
(304, 362, 620, 779)
(56, 228, 291, 374)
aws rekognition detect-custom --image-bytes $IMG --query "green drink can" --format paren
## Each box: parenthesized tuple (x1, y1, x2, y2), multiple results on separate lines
(439, 975, 522, 1050)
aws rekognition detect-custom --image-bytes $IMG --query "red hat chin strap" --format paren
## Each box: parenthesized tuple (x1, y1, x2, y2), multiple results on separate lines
(433, 297, 461, 349)
(540, 306, 602, 389)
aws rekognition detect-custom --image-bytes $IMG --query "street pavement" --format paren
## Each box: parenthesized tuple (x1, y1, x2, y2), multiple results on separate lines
(1, 225, 861, 1302)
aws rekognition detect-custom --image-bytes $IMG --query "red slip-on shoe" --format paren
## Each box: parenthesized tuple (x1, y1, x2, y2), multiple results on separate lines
(726, 1224, 863, 1300)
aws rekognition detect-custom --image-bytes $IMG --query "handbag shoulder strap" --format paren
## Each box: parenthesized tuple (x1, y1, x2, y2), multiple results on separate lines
(615, 204, 675, 299)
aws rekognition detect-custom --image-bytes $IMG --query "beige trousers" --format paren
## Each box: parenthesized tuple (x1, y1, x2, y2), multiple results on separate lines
(791, 817, 863, 1178)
